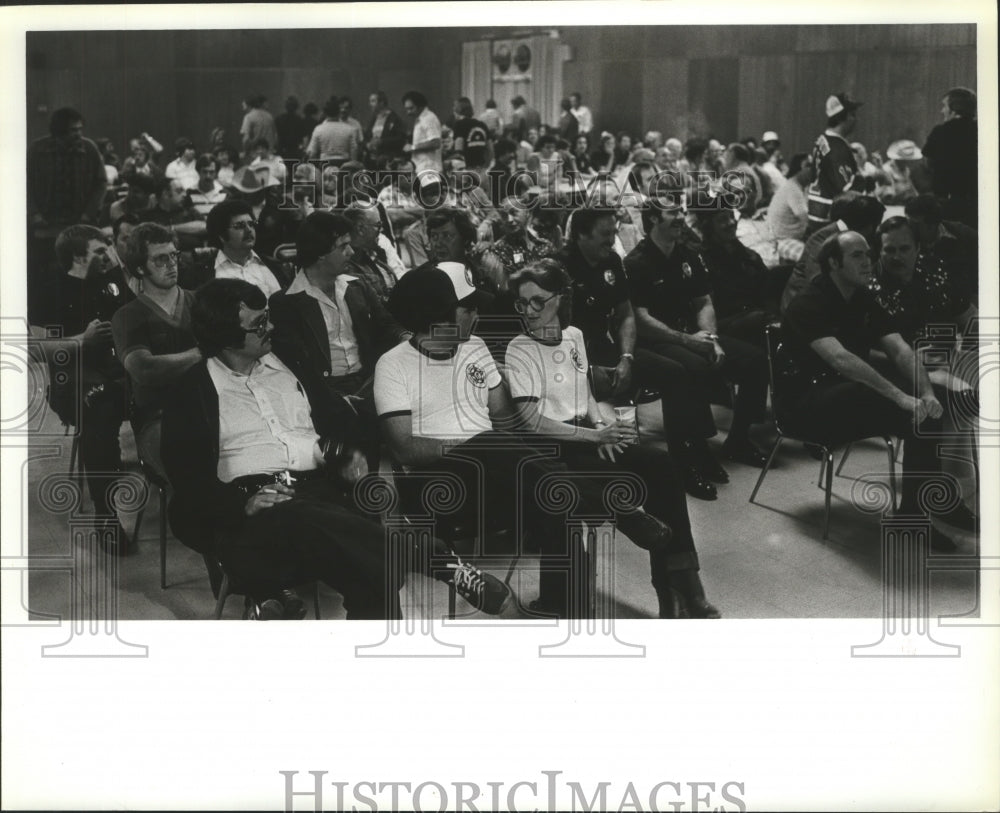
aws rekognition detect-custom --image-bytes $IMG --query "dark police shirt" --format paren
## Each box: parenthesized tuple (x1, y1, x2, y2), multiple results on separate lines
(782, 273, 898, 394)
(624, 237, 712, 333)
(554, 243, 630, 352)
(874, 251, 970, 345)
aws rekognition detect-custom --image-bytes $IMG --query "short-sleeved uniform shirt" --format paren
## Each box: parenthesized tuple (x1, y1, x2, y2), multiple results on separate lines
(624, 237, 712, 333)
(554, 244, 630, 352)
(452, 117, 491, 168)
(782, 273, 898, 395)
(111, 289, 197, 412)
(505, 326, 590, 424)
(374, 335, 501, 444)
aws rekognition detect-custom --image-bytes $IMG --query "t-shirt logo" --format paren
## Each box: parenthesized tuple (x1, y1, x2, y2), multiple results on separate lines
(603, 269, 616, 286)
(681, 262, 692, 279)
(467, 125, 488, 148)
(570, 347, 585, 371)
(466, 362, 487, 388)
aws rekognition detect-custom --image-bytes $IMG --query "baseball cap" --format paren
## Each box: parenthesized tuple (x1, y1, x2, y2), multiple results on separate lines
(387, 266, 459, 333)
(761, 131, 780, 144)
(436, 262, 495, 311)
(886, 140, 923, 161)
(825, 93, 863, 118)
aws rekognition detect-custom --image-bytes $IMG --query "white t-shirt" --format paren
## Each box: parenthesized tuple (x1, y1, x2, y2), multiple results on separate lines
(374, 336, 501, 441)
(411, 107, 443, 176)
(505, 326, 590, 425)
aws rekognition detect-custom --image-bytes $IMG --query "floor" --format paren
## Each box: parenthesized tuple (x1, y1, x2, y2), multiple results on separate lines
(22, 377, 981, 623)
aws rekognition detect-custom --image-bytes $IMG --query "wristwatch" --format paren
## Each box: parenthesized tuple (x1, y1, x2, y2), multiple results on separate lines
(620, 353, 635, 362)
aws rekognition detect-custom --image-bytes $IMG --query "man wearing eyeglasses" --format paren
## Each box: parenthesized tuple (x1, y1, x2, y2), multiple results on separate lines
(162, 278, 402, 620)
(206, 199, 282, 298)
(112, 223, 203, 480)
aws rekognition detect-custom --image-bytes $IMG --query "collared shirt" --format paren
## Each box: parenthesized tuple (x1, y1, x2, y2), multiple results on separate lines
(486, 230, 556, 277)
(285, 271, 362, 376)
(411, 107, 443, 175)
(214, 250, 282, 298)
(571, 105, 594, 134)
(624, 237, 712, 333)
(873, 251, 970, 345)
(27, 134, 106, 224)
(188, 181, 228, 216)
(554, 243, 630, 351)
(165, 157, 200, 190)
(208, 353, 323, 483)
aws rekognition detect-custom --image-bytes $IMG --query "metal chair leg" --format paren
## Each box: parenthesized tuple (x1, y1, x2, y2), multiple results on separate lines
(885, 437, 898, 512)
(158, 486, 167, 590)
(749, 435, 784, 504)
(835, 442, 853, 476)
(213, 574, 230, 619)
(822, 450, 834, 540)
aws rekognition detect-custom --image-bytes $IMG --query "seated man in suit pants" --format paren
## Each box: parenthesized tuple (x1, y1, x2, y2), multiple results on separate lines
(782, 231, 977, 551)
(162, 278, 506, 619)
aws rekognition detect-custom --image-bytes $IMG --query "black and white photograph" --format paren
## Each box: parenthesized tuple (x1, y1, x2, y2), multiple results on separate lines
(2, 3, 997, 810)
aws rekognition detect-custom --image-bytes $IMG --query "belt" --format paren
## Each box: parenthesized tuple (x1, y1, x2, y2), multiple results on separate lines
(230, 468, 326, 496)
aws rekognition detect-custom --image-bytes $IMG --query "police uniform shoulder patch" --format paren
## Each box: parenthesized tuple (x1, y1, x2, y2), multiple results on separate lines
(569, 347, 585, 372)
(466, 362, 487, 388)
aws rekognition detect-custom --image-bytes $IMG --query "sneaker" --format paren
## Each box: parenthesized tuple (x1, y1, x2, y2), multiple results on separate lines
(243, 597, 285, 620)
(449, 561, 510, 615)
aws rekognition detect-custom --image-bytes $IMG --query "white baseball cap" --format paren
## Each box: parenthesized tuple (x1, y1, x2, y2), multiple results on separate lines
(761, 131, 779, 144)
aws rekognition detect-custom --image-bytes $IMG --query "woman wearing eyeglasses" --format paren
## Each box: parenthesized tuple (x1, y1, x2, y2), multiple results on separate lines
(503, 258, 720, 619)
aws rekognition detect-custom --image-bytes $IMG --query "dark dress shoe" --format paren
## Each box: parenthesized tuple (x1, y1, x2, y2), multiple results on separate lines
(681, 439, 729, 483)
(278, 589, 308, 620)
(939, 503, 978, 533)
(722, 438, 769, 468)
(667, 569, 721, 619)
(654, 586, 689, 619)
(682, 466, 717, 501)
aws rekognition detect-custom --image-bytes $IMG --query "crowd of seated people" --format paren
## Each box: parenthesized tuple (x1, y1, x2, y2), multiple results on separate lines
(24, 81, 981, 620)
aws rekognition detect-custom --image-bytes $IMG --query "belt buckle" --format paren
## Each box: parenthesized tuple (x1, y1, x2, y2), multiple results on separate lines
(274, 470, 296, 487)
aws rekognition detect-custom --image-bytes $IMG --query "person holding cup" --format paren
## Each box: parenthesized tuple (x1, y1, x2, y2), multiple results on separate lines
(504, 258, 720, 619)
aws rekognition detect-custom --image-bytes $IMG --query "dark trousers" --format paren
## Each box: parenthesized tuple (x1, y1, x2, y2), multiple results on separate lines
(791, 381, 951, 513)
(589, 339, 711, 449)
(644, 335, 769, 441)
(52, 379, 128, 517)
(555, 440, 700, 592)
(217, 478, 401, 620)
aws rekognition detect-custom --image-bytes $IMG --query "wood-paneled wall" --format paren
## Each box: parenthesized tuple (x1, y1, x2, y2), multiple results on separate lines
(27, 25, 976, 161)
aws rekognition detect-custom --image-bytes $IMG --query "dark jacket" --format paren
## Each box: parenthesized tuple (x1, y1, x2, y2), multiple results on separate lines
(364, 110, 407, 160)
(161, 347, 360, 553)
(269, 273, 407, 386)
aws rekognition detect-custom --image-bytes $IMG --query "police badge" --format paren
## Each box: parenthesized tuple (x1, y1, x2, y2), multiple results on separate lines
(603, 269, 616, 286)
(681, 262, 692, 279)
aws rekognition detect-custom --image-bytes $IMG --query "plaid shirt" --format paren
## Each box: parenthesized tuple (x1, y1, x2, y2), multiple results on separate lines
(27, 135, 106, 224)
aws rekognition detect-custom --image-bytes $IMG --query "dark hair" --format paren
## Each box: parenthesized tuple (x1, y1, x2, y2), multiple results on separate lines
(426, 208, 477, 246)
(833, 193, 885, 233)
(174, 137, 195, 157)
(817, 232, 848, 275)
(684, 136, 708, 164)
(127, 222, 176, 276)
(903, 193, 943, 224)
(455, 97, 474, 118)
(49, 107, 83, 137)
(112, 212, 141, 238)
(508, 258, 573, 329)
(54, 224, 104, 271)
(215, 145, 240, 168)
(494, 138, 518, 161)
(726, 142, 753, 165)
(323, 96, 340, 118)
(303, 102, 319, 117)
(944, 87, 976, 118)
(485, 99, 497, 109)
(569, 207, 616, 242)
(876, 215, 918, 246)
(560, 97, 572, 113)
(536, 133, 558, 149)
(787, 152, 810, 177)
(206, 199, 253, 248)
(827, 109, 851, 128)
(296, 211, 352, 268)
(285, 96, 299, 113)
(402, 90, 428, 109)
(192, 278, 267, 358)
(195, 153, 219, 172)
(511, 95, 526, 108)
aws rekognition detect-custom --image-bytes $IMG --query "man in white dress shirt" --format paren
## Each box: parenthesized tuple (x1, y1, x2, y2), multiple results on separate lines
(206, 198, 282, 298)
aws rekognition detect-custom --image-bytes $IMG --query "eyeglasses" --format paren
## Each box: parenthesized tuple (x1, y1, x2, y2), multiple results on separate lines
(229, 219, 257, 232)
(149, 251, 181, 268)
(242, 309, 270, 337)
(513, 292, 559, 313)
